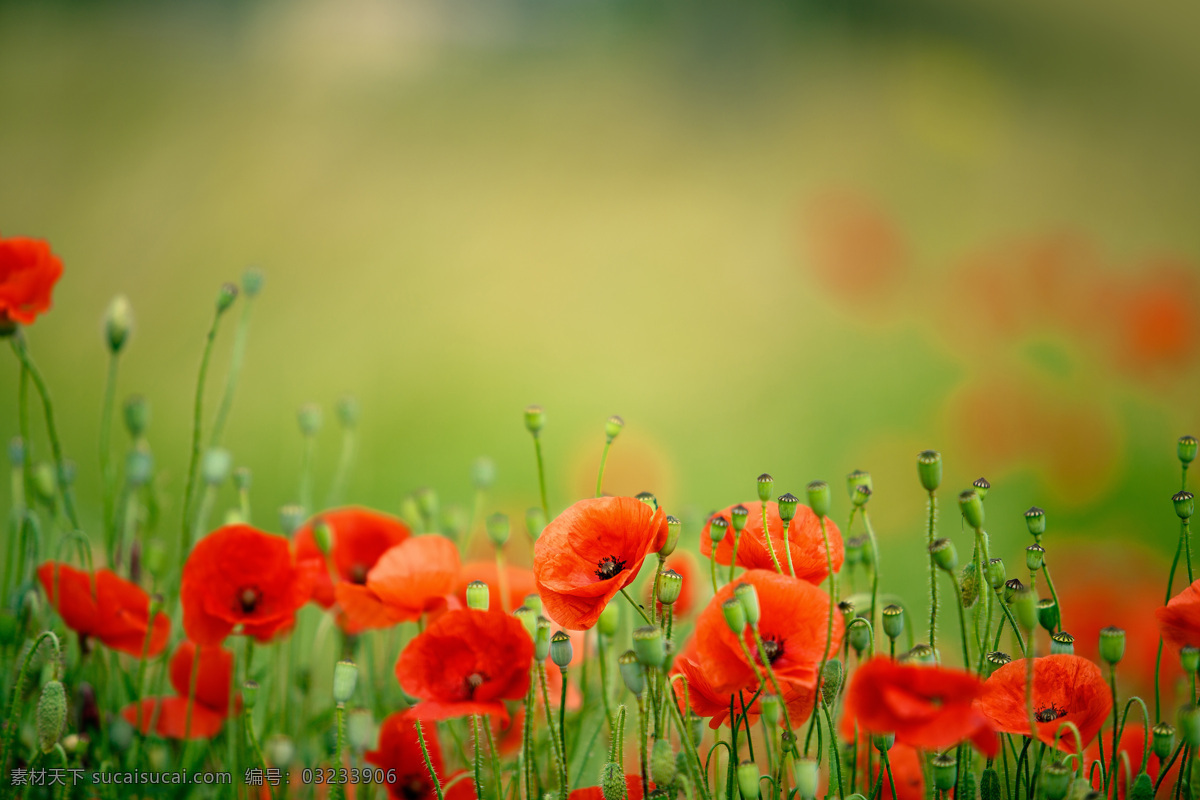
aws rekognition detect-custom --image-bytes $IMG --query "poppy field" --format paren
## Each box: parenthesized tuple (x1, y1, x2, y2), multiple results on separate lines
(4, 235, 1200, 800)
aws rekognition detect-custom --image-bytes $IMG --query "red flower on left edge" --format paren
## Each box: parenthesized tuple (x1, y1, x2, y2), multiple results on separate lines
(182, 525, 315, 646)
(37, 562, 169, 657)
(396, 608, 533, 722)
(121, 639, 235, 739)
(0, 236, 63, 327)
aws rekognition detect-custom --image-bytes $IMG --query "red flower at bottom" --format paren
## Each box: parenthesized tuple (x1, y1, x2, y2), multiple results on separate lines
(976, 655, 1112, 751)
(366, 712, 476, 800)
(570, 776, 653, 800)
(120, 640, 234, 739)
(1086, 725, 1179, 800)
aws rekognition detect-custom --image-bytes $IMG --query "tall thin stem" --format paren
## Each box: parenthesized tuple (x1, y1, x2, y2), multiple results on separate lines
(596, 439, 613, 498)
(927, 491, 939, 653)
(209, 291, 257, 450)
(532, 435, 549, 522)
(181, 305, 227, 553)
(99, 353, 120, 552)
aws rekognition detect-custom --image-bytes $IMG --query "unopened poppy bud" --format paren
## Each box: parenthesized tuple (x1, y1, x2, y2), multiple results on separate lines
(1024, 507, 1046, 537)
(959, 490, 985, 529)
(1182, 645, 1200, 674)
(882, 605, 904, 641)
(202, 448, 232, 486)
(1179, 704, 1200, 747)
(737, 761, 760, 800)
(8, 436, 24, 468)
(336, 395, 360, 430)
(986, 558, 1006, 590)
(635, 491, 658, 512)
(981, 768, 1001, 800)
(600, 415, 625, 443)
(777, 493, 799, 525)
(279, 504, 306, 536)
(902, 643, 936, 664)
(104, 295, 133, 354)
(514, 606, 538, 638)
(848, 620, 871, 655)
(932, 753, 957, 792)
(618, 650, 644, 695)
(972, 477, 991, 500)
(1153, 722, 1176, 760)
(928, 538, 958, 571)
(722, 598, 747, 633)
(126, 446, 154, 488)
(36, 680, 66, 753)
(733, 582, 760, 626)
(1004, 578, 1025, 604)
(598, 602, 619, 637)
(551, 631, 573, 669)
(297, 403, 322, 437)
(333, 660, 357, 704)
(872, 732, 895, 752)
(1182, 436, 1199, 465)
(709, 515, 729, 544)
(121, 395, 150, 441)
(1042, 762, 1071, 800)
(534, 617, 552, 661)
(658, 570, 683, 606)
(601, 762, 626, 800)
(917, 450, 943, 492)
(760, 694, 781, 726)
(1012, 588, 1037, 631)
(793, 759, 818, 800)
(651, 738, 676, 785)
(1050, 632, 1075, 655)
(466, 581, 489, 611)
(845, 536, 866, 567)
(961, 563, 980, 608)
(244, 680, 259, 710)
(853, 485, 872, 508)
(633, 625, 665, 668)
(807, 481, 831, 518)
(524, 405, 545, 435)
(730, 504, 749, 533)
(1025, 544, 1045, 572)
(487, 513, 510, 548)
(660, 515, 681, 557)
(1175, 491, 1195, 520)
(821, 660, 843, 703)
(1098, 626, 1125, 665)
(1037, 598, 1059, 632)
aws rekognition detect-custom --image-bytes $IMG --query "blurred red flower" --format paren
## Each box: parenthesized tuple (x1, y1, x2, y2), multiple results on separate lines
(0, 235, 62, 327)
(699, 502, 844, 585)
(456, 561, 536, 615)
(534, 497, 668, 630)
(366, 712, 476, 800)
(396, 608, 533, 722)
(976, 655, 1112, 751)
(37, 562, 169, 657)
(1086, 724, 1177, 800)
(181, 525, 315, 645)
(335, 536, 461, 631)
(1157, 578, 1200, 651)
(694, 569, 842, 695)
(294, 507, 411, 608)
(646, 553, 700, 620)
(848, 736, 925, 800)
(121, 640, 234, 739)
(671, 639, 814, 729)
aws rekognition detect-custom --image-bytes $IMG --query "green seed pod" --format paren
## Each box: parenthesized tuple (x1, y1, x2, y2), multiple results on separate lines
(524, 405, 545, 435)
(820, 659, 844, 704)
(730, 504, 749, 533)
(658, 570, 683, 607)
(848, 620, 871, 656)
(618, 650, 644, 696)
(597, 602, 619, 637)
(846, 469, 872, 500)
(125, 445, 154, 488)
(917, 450, 943, 492)
(550, 631, 573, 669)
(1181, 436, 1199, 466)
(123, 394, 151, 439)
(347, 709, 373, 752)
(1175, 491, 1195, 520)
(1050, 632, 1075, 655)
(36, 680, 67, 753)
(1181, 645, 1200, 674)
(931, 753, 957, 792)
(985, 651, 1012, 677)
(733, 582, 760, 627)
(853, 485, 872, 508)
(633, 625, 665, 668)
(651, 738, 677, 786)
(1129, 772, 1154, 800)
(1025, 544, 1046, 572)
(243, 680, 259, 710)
(144, 541, 167, 576)
(793, 758, 819, 800)
(737, 760, 760, 800)
(605, 415, 625, 442)
(972, 477, 991, 500)
(534, 617, 552, 661)
(1012, 587, 1038, 632)
(1042, 762, 1072, 800)
(233, 466, 252, 493)
(441, 505, 468, 541)
(524, 594, 543, 615)
(1004, 578, 1025, 604)
(873, 732, 895, 752)
(242, 266, 265, 298)
(472, 457, 496, 491)
(844, 536, 865, 568)
(335, 395, 360, 430)
(601, 762, 626, 800)
(514, 605, 538, 638)
(105, 294, 133, 354)
(882, 605, 905, 641)
(959, 489, 985, 529)
(466, 580, 490, 611)
(216, 282, 239, 314)
(960, 562, 980, 609)
(901, 644, 936, 665)
(297, 403, 323, 437)
(32, 462, 56, 505)
(487, 513, 510, 548)
(980, 768, 1001, 800)
(1024, 507, 1046, 537)
(1180, 704, 1200, 748)
(806, 481, 831, 519)
(986, 558, 1006, 590)
(709, 515, 729, 544)
(202, 448, 232, 486)
(333, 660, 358, 704)
(722, 598, 747, 634)
(1153, 722, 1176, 760)
(757, 473, 774, 503)
(661, 515, 682, 557)
(279, 504, 306, 536)
(928, 538, 958, 572)
(635, 492, 658, 512)
(1037, 598, 1059, 632)
(777, 493, 799, 525)
(1099, 626, 1126, 666)
(266, 734, 296, 767)
(760, 694, 781, 726)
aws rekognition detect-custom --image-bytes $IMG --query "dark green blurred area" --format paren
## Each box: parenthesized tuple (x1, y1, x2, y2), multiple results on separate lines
(2, 0, 1200, 611)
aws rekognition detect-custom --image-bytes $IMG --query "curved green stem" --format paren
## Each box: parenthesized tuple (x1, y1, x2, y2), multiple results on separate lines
(99, 353, 120, 555)
(180, 306, 225, 552)
(762, 501, 784, 575)
(596, 439, 613, 498)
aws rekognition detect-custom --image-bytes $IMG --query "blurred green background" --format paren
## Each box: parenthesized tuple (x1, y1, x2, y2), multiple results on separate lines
(2, 0, 1199, 643)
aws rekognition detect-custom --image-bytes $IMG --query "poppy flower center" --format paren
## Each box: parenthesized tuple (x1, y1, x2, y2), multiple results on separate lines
(595, 555, 628, 581)
(348, 564, 368, 585)
(464, 671, 489, 699)
(401, 777, 430, 800)
(238, 586, 263, 613)
(1035, 703, 1067, 723)
(759, 636, 785, 664)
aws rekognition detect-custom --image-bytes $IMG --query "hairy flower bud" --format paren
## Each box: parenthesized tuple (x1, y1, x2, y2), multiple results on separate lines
(917, 450, 942, 492)
(820, 659, 843, 703)
(986, 558, 1006, 590)
(36, 680, 66, 753)
(651, 738, 677, 786)
(793, 759, 818, 800)
(601, 763, 626, 800)
(658, 570, 683, 607)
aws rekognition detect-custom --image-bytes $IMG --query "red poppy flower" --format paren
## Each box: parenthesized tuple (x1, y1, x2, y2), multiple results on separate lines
(534, 497, 668, 630)
(1158, 578, 1200, 651)
(120, 640, 234, 739)
(976, 655, 1112, 751)
(37, 562, 169, 657)
(671, 639, 814, 729)
(700, 502, 844, 585)
(366, 712, 477, 800)
(646, 553, 700, 620)
(850, 738, 924, 800)
(0, 235, 62, 327)
(456, 561, 536, 615)
(1086, 725, 1177, 800)
(695, 569, 842, 694)
(844, 657, 997, 757)
(294, 507, 411, 608)
(396, 608, 533, 722)
(570, 776, 652, 800)
(181, 525, 316, 645)
(335, 536, 461, 631)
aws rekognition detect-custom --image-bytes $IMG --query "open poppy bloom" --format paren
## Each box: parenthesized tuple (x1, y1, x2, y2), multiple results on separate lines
(456, 561, 536, 615)
(121, 640, 234, 739)
(181, 525, 316, 645)
(843, 657, 998, 757)
(396, 608, 533, 722)
(671, 639, 814, 729)
(294, 507, 411, 608)
(570, 776, 652, 800)
(366, 712, 476, 800)
(0, 235, 63, 328)
(533, 496, 668, 630)
(334, 535, 461, 631)
(976, 655, 1112, 751)
(700, 501, 844, 585)
(694, 569, 842, 695)
(37, 562, 170, 657)
(1157, 578, 1200, 650)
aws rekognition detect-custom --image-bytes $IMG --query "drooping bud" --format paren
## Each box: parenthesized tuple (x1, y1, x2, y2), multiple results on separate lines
(551, 631, 573, 670)
(848, 621, 871, 656)
(737, 761, 760, 800)
(1153, 722, 1177, 760)
(598, 602, 619, 637)
(793, 759, 819, 800)
(1037, 598, 1059, 632)
(466, 581, 490, 611)
(633, 626, 665, 668)
(806, 481, 831, 518)
(202, 448, 232, 486)
(882, 605, 904, 641)
(472, 457, 496, 491)
(216, 282, 239, 314)
(635, 491, 658, 512)
(660, 515, 681, 557)
(618, 651, 644, 695)
(297, 403, 323, 437)
(985, 651, 1012, 677)
(986, 558, 1006, 590)
(279, 504, 306, 536)
(777, 493, 798, 525)
(658, 570, 683, 607)
(651, 738, 677, 786)
(487, 513, 510, 548)
(1050, 632, 1075, 655)
(820, 660, 843, 703)
(972, 477, 991, 500)
(928, 538, 958, 571)
(1025, 544, 1045, 572)
(1024, 507, 1046, 537)
(1099, 626, 1126, 665)
(1174, 491, 1195, 520)
(105, 295, 133, 354)
(333, 660, 358, 704)
(601, 762, 626, 800)
(1012, 587, 1038, 631)
(524, 405, 545, 435)
(534, 617, 552, 661)
(1004, 578, 1025, 604)
(36, 680, 67, 753)
(722, 598, 746, 634)
(1181, 436, 1199, 466)
(243, 680, 259, 710)
(709, 515, 729, 544)
(514, 606, 538, 639)
(604, 415, 624, 442)
(917, 450, 943, 492)
(1179, 704, 1200, 748)
(959, 489, 985, 529)
(757, 473, 774, 503)
(1041, 762, 1071, 800)
(733, 582, 760, 627)
(730, 504, 749, 533)
(1181, 645, 1200, 674)
(931, 753, 958, 792)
